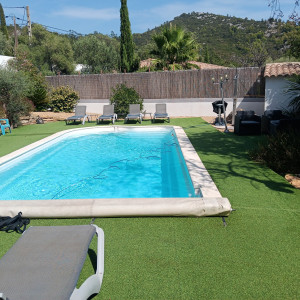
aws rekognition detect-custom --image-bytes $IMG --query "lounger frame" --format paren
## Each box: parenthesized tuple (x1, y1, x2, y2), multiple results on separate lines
(66, 106, 90, 125)
(97, 105, 117, 124)
(70, 225, 104, 299)
(125, 104, 143, 123)
(152, 104, 170, 123)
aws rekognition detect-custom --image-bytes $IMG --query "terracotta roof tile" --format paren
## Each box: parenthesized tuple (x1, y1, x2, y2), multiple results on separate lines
(264, 62, 300, 77)
(187, 61, 227, 69)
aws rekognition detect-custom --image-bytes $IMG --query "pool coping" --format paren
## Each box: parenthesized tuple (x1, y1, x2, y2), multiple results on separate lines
(0, 126, 231, 218)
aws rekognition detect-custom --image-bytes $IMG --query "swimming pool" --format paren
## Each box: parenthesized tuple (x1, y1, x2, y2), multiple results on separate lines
(0, 126, 231, 217)
(0, 127, 195, 199)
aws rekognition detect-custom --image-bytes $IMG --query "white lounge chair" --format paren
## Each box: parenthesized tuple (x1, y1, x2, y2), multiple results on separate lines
(125, 104, 143, 123)
(97, 105, 117, 124)
(0, 225, 104, 300)
(66, 106, 90, 125)
(152, 104, 170, 123)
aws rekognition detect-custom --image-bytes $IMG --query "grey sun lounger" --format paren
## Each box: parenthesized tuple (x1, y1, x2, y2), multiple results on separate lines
(66, 106, 90, 125)
(0, 225, 104, 300)
(97, 105, 117, 124)
(125, 104, 142, 123)
(152, 104, 170, 123)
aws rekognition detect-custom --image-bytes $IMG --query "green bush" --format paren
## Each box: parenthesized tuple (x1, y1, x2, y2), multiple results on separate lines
(0, 69, 33, 126)
(49, 86, 79, 112)
(110, 83, 143, 115)
(28, 79, 49, 111)
(249, 127, 300, 174)
(9, 49, 50, 110)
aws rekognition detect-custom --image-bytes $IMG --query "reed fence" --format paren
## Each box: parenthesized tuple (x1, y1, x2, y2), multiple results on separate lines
(46, 67, 264, 99)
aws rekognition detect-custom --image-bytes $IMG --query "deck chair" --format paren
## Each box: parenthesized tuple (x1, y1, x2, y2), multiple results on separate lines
(0, 119, 11, 136)
(0, 225, 104, 300)
(97, 105, 117, 124)
(152, 104, 170, 123)
(66, 106, 90, 125)
(125, 104, 143, 123)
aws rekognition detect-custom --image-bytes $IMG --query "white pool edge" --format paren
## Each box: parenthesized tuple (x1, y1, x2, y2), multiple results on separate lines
(173, 126, 222, 198)
(0, 126, 231, 218)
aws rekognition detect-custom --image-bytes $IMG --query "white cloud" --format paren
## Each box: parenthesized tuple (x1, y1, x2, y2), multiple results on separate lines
(54, 7, 119, 20)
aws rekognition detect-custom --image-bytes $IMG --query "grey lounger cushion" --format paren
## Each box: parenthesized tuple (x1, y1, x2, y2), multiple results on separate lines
(153, 104, 170, 122)
(0, 225, 103, 300)
(97, 105, 117, 124)
(125, 104, 142, 123)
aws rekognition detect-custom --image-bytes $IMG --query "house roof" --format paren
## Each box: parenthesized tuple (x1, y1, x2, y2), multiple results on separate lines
(139, 58, 226, 69)
(264, 62, 300, 77)
(187, 61, 227, 69)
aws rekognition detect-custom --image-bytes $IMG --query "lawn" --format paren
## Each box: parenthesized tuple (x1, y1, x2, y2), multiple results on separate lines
(0, 118, 299, 299)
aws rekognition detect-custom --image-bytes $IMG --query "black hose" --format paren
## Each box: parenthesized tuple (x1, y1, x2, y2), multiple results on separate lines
(0, 212, 30, 234)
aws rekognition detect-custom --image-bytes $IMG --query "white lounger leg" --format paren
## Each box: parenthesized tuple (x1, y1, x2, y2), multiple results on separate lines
(70, 225, 104, 300)
(0, 292, 7, 300)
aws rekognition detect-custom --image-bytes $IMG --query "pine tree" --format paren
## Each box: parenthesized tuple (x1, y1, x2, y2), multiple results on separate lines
(0, 3, 8, 39)
(120, 0, 134, 72)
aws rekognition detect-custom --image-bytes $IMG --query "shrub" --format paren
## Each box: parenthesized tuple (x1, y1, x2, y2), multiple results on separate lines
(0, 69, 33, 126)
(49, 86, 80, 112)
(9, 49, 50, 110)
(249, 127, 300, 174)
(28, 79, 49, 111)
(110, 83, 143, 115)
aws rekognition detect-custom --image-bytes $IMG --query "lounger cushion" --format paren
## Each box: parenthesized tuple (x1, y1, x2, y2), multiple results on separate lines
(99, 115, 113, 118)
(67, 115, 86, 120)
(126, 114, 140, 118)
(0, 225, 95, 300)
(154, 113, 168, 118)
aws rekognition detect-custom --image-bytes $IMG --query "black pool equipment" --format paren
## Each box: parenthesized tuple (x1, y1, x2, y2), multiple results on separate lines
(212, 100, 228, 126)
(0, 212, 30, 233)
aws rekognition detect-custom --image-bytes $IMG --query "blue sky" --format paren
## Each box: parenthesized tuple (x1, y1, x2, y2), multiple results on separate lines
(1, 0, 298, 35)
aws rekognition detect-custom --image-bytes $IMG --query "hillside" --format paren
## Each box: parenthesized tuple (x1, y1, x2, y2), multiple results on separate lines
(133, 12, 287, 66)
(2, 11, 294, 74)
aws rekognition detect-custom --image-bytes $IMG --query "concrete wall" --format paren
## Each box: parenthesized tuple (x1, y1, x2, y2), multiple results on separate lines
(79, 97, 265, 117)
(265, 77, 291, 111)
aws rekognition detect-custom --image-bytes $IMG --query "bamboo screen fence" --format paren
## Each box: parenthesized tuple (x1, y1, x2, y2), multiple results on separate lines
(46, 67, 264, 99)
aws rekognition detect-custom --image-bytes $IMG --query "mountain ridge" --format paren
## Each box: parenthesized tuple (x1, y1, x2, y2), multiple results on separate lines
(133, 12, 288, 66)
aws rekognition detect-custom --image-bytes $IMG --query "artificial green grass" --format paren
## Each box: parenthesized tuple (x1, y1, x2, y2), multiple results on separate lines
(0, 118, 299, 299)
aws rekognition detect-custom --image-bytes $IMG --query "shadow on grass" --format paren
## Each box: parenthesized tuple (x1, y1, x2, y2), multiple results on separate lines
(88, 248, 97, 273)
(152, 119, 170, 124)
(186, 129, 295, 194)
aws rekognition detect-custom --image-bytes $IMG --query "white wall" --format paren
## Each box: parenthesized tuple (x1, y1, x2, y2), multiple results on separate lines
(0, 55, 14, 69)
(265, 77, 291, 111)
(79, 98, 265, 117)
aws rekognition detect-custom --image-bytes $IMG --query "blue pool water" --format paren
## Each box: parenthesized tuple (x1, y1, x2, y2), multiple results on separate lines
(0, 127, 197, 200)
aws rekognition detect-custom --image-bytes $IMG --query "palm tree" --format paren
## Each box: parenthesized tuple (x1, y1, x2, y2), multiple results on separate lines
(151, 24, 198, 68)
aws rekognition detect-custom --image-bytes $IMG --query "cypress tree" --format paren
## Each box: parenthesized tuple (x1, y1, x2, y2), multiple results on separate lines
(204, 45, 210, 64)
(0, 3, 8, 39)
(120, 0, 134, 72)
